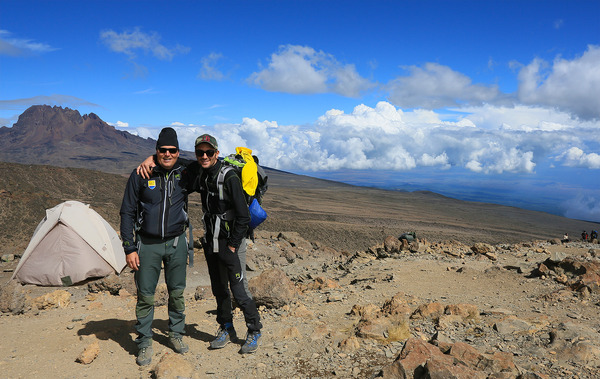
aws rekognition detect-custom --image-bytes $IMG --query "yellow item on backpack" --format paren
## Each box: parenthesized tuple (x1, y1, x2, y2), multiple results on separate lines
(236, 146, 258, 196)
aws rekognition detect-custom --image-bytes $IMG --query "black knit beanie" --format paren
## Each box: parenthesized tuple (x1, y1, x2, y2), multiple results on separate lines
(156, 127, 179, 149)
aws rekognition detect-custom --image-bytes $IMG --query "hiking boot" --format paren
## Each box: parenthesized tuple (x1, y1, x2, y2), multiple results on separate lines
(169, 336, 189, 354)
(240, 330, 261, 354)
(210, 325, 236, 349)
(136, 346, 153, 366)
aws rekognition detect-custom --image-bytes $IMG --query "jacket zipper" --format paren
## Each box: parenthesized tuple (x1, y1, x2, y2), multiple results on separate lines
(161, 171, 169, 238)
(204, 174, 213, 233)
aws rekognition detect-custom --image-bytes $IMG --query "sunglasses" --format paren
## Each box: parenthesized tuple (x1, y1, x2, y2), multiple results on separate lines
(158, 147, 179, 154)
(195, 149, 216, 157)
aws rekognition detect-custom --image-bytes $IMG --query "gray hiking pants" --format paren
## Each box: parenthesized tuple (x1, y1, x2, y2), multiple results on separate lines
(134, 232, 187, 348)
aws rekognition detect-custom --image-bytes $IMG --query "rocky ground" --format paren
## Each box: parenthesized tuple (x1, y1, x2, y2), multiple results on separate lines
(2, 231, 600, 379)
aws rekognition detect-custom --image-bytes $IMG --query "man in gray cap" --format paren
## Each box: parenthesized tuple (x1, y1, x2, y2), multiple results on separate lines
(194, 133, 263, 354)
(120, 127, 195, 366)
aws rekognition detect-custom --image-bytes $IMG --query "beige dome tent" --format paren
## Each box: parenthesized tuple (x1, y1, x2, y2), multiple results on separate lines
(12, 201, 126, 286)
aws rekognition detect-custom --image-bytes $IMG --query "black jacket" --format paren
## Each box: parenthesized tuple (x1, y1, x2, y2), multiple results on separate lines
(197, 160, 250, 249)
(120, 162, 196, 254)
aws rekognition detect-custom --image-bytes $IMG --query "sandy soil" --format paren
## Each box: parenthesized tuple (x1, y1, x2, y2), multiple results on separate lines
(1, 235, 599, 378)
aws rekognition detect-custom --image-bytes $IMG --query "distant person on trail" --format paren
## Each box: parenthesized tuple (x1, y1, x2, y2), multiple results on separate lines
(137, 133, 263, 354)
(120, 127, 197, 366)
(582, 231, 588, 242)
(562, 233, 569, 243)
(592, 230, 598, 241)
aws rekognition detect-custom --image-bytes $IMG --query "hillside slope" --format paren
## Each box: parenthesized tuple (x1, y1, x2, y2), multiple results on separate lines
(1, 162, 597, 257)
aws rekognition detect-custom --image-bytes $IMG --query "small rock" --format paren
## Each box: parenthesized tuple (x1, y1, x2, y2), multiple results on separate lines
(76, 341, 100, 365)
(339, 336, 360, 352)
(494, 316, 533, 335)
(281, 327, 301, 339)
(550, 251, 567, 263)
(153, 352, 194, 379)
(327, 293, 344, 302)
(32, 290, 71, 310)
(194, 285, 212, 301)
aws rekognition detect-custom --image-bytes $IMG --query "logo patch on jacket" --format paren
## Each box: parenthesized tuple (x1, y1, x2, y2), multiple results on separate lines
(148, 180, 156, 190)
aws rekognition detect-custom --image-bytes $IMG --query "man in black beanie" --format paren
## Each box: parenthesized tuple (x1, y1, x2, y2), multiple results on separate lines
(120, 127, 195, 366)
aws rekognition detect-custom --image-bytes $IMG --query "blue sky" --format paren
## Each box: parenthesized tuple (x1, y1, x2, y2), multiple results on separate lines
(1, 0, 599, 221)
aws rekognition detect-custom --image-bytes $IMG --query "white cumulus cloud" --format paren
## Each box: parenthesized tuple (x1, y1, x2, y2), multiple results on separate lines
(110, 121, 129, 128)
(383, 45, 600, 121)
(387, 62, 503, 109)
(248, 45, 374, 97)
(557, 147, 600, 169)
(517, 45, 600, 120)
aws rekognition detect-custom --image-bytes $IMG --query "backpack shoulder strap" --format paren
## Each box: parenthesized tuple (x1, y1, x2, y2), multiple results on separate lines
(217, 164, 234, 201)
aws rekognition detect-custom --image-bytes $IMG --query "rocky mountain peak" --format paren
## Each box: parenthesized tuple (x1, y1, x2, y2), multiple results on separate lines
(0, 105, 157, 174)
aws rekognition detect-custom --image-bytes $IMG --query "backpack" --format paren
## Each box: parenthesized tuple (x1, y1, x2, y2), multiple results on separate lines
(399, 231, 417, 242)
(217, 147, 268, 230)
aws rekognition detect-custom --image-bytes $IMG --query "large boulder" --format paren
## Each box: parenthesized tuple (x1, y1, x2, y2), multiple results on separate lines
(0, 279, 29, 314)
(87, 272, 136, 296)
(379, 338, 455, 378)
(449, 342, 517, 374)
(277, 232, 313, 252)
(549, 322, 600, 366)
(411, 302, 445, 320)
(471, 243, 497, 260)
(353, 293, 412, 343)
(379, 338, 518, 378)
(248, 268, 298, 308)
(356, 316, 410, 342)
(533, 257, 600, 293)
(384, 236, 402, 254)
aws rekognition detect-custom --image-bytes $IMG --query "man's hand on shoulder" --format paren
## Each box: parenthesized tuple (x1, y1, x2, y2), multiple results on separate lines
(137, 155, 156, 179)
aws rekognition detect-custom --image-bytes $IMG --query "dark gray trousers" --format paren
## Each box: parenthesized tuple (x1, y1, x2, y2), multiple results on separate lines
(134, 232, 187, 348)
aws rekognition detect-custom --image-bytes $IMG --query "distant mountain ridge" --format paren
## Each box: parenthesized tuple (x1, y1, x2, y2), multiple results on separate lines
(0, 105, 164, 174)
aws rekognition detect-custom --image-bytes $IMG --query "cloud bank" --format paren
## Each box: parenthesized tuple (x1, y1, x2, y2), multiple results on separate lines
(131, 101, 600, 175)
